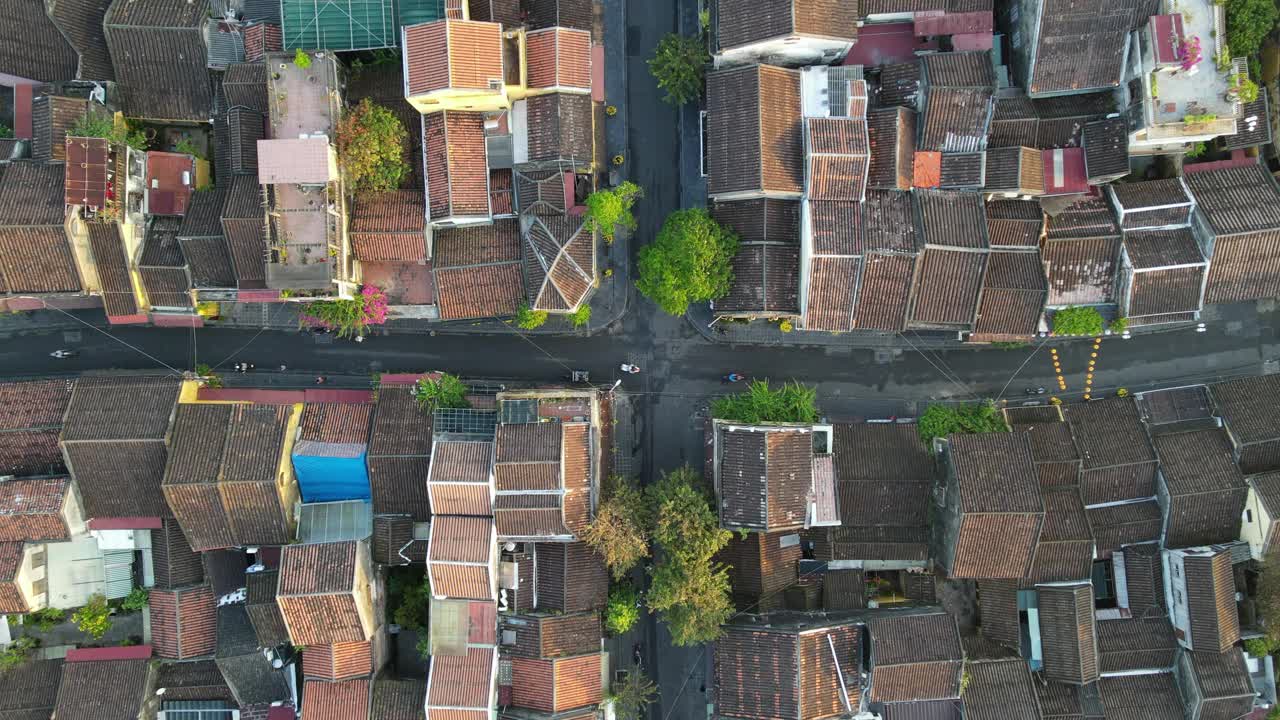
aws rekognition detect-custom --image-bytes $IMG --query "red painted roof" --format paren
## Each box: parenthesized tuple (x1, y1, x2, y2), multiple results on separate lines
(469, 600, 497, 644)
(379, 373, 439, 386)
(1183, 150, 1255, 173)
(267, 707, 297, 720)
(305, 390, 374, 403)
(105, 313, 149, 325)
(65, 137, 110, 207)
(1151, 15, 1185, 65)
(150, 313, 203, 327)
(1042, 147, 1089, 196)
(197, 389, 305, 404)
(65, 645, 153, 662)
(237, 290, 284, 302)
(87, 517, 163, 530)
(952, 32, 994, 51)
(145, 152, 195, 216)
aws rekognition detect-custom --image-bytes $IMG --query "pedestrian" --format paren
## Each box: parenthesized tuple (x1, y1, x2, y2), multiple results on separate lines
(315, 376, 326, 385)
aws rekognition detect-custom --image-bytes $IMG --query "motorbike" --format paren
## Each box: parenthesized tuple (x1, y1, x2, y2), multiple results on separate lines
(50, 350, 78, 359)
(722, 373, 746, 384)
(620, 363, 641, 374)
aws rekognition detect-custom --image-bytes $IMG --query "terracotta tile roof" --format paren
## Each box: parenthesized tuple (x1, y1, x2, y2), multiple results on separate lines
(154, 658, 234, 702)
(526, 27, 591, 91)
(864, 190, 918, 253)
(1099, 672, 1184, 719)
(0, 540, 25, 611)
(1064, 396, 1155, 470)
(809, 199, 863, 255)
(278, 541, 368, 646)
(243, 22, 283, 63)
(300, 402, 372, 444)
(470, 0, 522, 25)
(428, 440, 494, 516)
(181, 235, 237, 288)
(515, 168, 570, 216)
(1109, 179, 1194, 230)
(244, 570, 290, 646)
(304, 641, 372, 681)
(707, 64, 803, 197)
(923, 52, 994, 88)
(0, 227, 81, 295)
(989, 95, 1039, 148)
(428, 515, 495, 599)
(502, 611, 601, 659)
(432, 220, 524, 319)
(848, 253, 913, 332)
(1224, 95, 1272, 150)
(813, 423, 930, 562)
(425, 646, 496, 715)
(371, 676, 425, 720)
(0, 657, 63, 720)
(919, 87, 992, 153)
(806, 117, 869, 201)
(524, 215, 594, 312)
(1097, 617, 1177, 673)
(915, 190, 988, 249)
(1182, 548, 1241, 652)
(1087, 499, 1161, 555)
(908, 248, 986, 329)
(434, 219, 521, 268)
(945, 433, 1043, 578)
(0, 161, 68, 225)
(1045, 195, 1119, 240)
(877, 62, 921, 109)
(54, 654, 152, 720)
(423, 111, 491, 220)
(716, 622, 862, 719)
(1154, 428, 1247, 547)
(149, 584, 218, 659)
(532, 540, 607, 612)
(526, 0, 592, 30)
(1026, 487, 1093, 583)
(1123, 227, 1203, 270)
(984, 201, 1046, 248)
(974, 250, 1046, 337)
(0, 477, 71, 542)
(509, 653, 604, 713)
(938, 152, 985, 189)
(105, 2, 213, 121)
(962, 659, 1041, 720)
(1028, 0, 1154, 96)
(222, 106, 264, 174)
(1037, 583, 1099, 684)
(0, 0, 77, 82)
(350, 191, 426, 262)
(369, 386, 433, 456)
(1044, 236, 1121, 306)
(712, 199, 800, 315)
(1185, 162, 1280, 237)
(984, 146, 1043, 195)
(867, 107, 915, 191)
(717, 425, 813, 532)
(716, 0, 855, 49)
(404, 20, 504, 96)
(88, 222, 139, 317)
(1187, 648, 1254, 716)
(224, 62, 269, 113)
(523, 92, 593, 164)
(868, 613, 962, 703)
(303, 678, 369, 720)
(1083, 118, 1129, 181)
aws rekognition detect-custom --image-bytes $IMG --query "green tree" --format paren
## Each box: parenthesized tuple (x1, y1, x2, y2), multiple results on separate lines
(570, 304, 591, 328)
(120, 587, 149, 612)
(637, 208, 738, 315)
(648, 33, 706, 105)
(711, 380, 819, 424)
(0, 636, 39, 672)
(917, 401, 1008, 450)
(583, 182, 642, 243)
(393, 580, 430, 631)
(605, 584, 641, 635)
(413, 373, 471, 413)
(69, 113, 148, 151)
(1226, 0, 1278, 58)
(72, 594, 112, 640)
(609, 670, 659, 720)
(336, 98, 409, 192)
(29, 607, 65, 632)
(581, 475, 652, 579)
(294, 48, 312, 68)
(514, 302, 548, 329)
(1052, 306, 1105, 336)
(645, 467, 733, 646)
(1257, 550, 1280, 648)
(0, 126, 13, 139)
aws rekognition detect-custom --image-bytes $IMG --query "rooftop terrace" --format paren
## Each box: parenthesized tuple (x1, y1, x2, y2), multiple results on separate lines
(267, 51, 342, 140)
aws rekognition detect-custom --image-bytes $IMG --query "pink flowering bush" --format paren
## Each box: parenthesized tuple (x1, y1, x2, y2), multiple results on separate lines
(299, 285, 388, 338)
(1178, 36, 1203, 71)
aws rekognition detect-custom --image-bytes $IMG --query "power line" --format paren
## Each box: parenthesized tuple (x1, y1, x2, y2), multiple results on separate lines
(994, 334, 1053, 402)
(21, 298, 184, 377)
(898, 331, 976, 400)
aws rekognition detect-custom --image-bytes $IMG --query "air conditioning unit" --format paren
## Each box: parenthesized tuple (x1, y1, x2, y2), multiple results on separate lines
(501, 629, 517, 645)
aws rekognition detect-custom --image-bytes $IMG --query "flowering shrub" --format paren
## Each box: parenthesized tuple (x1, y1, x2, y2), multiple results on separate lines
(300, 285, 388, 338)
(1178, 36, 1203, 71)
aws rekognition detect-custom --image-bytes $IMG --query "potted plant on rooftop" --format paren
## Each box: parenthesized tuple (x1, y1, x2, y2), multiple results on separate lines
(1228, 73, 1259, 102)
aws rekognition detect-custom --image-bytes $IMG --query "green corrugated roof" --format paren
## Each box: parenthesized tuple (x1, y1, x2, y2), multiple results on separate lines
(281, 0, 446, 51)
(282, 0, 398, 51)
(397, 0, 445, 27)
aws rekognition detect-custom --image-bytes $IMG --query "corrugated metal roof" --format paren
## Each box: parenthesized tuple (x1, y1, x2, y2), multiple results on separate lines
(281, 0, 397, 50)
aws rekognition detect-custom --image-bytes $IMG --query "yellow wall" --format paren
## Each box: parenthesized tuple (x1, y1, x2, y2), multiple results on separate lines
(275, 404, 304, 538)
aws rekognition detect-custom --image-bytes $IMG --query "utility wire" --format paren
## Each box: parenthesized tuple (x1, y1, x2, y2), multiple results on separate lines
(23, 298, 184, 377)
(995, 334, 1054, 402)
(897, 332, 976, 400)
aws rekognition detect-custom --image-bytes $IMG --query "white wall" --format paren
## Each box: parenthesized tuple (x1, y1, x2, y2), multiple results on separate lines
(1242, 486, 1275, 560)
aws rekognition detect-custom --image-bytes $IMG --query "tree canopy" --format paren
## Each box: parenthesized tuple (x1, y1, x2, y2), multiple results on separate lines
(336, 98, 409, 192)
(637, 208, 738, 315)
(646, 466, 733, 646)
(648, 33, 706, 105)
(1226, 0, 1278, 59)
(712, 380, 819, 424)
(917, 401, 1008, 450)
(1052, 306, 1105, 336)
(581, 475, 652, 579)
(413, 373, 471, 413)
(583, 181, 642, 243)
